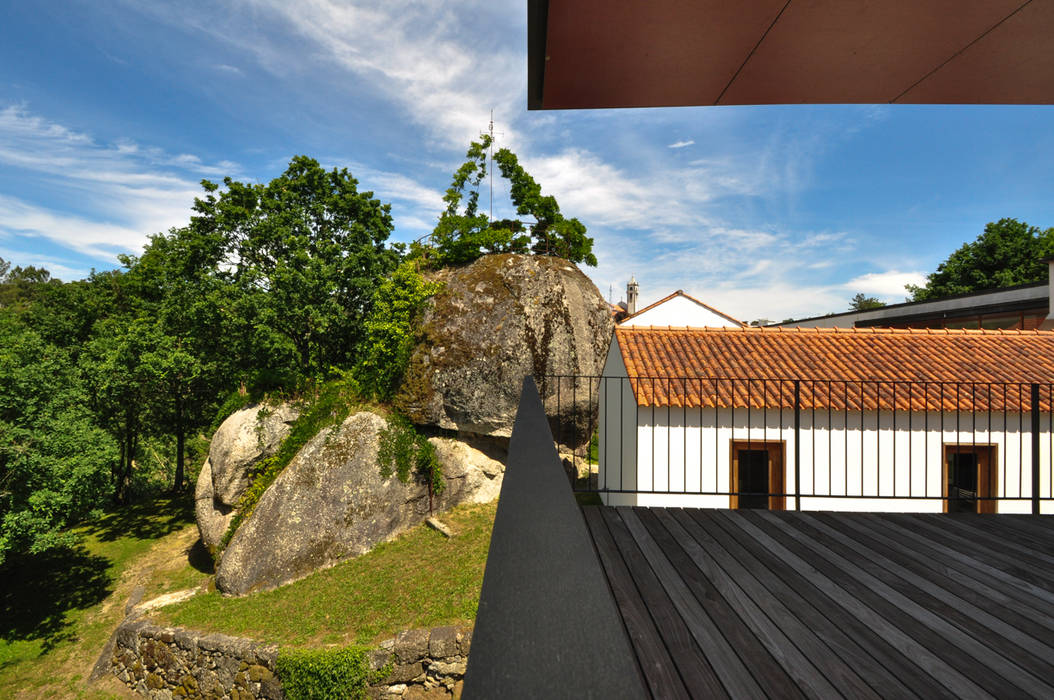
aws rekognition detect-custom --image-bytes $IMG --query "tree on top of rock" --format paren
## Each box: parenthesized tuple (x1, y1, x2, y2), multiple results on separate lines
(418, 134, 597, 268)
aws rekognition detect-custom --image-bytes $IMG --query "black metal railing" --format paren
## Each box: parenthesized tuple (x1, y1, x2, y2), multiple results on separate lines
(538, 375, 1054, 514)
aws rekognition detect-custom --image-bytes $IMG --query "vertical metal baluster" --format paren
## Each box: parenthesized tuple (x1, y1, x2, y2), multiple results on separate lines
(794, 379, 801, 511)
(1032, 383, 1041, 514)
(925, 381, 931, 497)
(893, 379, 902, 499)
(828, 379, 833, 498)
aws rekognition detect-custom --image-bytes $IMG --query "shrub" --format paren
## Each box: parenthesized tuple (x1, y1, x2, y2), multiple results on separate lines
(276, 646, 381, 700)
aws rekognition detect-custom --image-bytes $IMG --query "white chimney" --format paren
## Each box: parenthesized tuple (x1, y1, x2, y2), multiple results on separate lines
(627, 276, 639, 315)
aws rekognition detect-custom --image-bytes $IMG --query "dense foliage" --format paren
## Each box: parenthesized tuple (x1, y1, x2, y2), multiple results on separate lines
(354, 260, 443, 401)
(275, 646, 379, 700)
(908, 218, 1054, 301)
(415, 134, 597, 268)
(0, 156, 407, 563)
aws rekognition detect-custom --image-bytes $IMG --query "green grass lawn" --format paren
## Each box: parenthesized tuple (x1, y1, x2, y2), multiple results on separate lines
(157, 501, 496, 646)
(0, 492, 495, 697)
(0, 494, 202, 698)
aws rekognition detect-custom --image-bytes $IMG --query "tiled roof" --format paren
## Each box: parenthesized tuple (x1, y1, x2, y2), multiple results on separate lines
(615, 326, 1054, 410)
(618, 290, 744, 327)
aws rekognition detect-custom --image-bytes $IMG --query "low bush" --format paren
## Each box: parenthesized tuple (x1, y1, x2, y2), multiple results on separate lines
(276, 645, 383, 700)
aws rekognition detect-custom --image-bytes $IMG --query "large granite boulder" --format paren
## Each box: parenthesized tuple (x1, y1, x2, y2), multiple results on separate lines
(396, 254, 612, 446)
(195, 403, 298, 551)
(215, 412, 504, 596)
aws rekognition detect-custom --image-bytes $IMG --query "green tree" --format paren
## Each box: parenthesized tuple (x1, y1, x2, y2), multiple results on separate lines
(849, 293, 885, 311)
(121, 230, 235, 491)
(190, 156, 399, 378)
(0, 314, 114, 563)
(354, 260, 442, 400)
(80, 316, 154, 503)
(907, 218, 1054, 301)
(421, 135, 596, 267)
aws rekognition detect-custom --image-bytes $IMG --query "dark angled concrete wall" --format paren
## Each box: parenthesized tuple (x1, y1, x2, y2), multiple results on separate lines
(462, 377, 646, 699)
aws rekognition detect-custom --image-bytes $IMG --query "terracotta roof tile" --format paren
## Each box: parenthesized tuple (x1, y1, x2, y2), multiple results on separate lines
(615, 326, 1054, 411)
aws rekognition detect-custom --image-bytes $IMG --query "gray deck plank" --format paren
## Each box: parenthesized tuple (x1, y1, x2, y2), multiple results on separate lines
(854, 513, 1054, 628)
(915, 514, 1054, 574)
(584, 507, 719, 699)
(812, 512, 1054, 647)
(692, 509, 947, 700)
(584, 507, 1054, 700)
(645, 508, 881, 700)
(714, 511, 992, 699)
(875, 515, 1054, 608)
(582, 507, 690, 700)
(785, 513, 1054, 680)
(888, 514, 1054, 596)
(609, 507, 775, 699)
(750, 510, 1054, 698)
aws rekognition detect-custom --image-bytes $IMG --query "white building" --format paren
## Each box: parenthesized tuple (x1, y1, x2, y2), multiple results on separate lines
(618, 289, 744, 328)
(598, 326, 1054, 514)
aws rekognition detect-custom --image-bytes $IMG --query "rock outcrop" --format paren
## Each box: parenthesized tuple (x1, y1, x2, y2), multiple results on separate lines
(397, 254, 613, 445)
(215, 412, 504, 596)
(194, 403, 298, 551)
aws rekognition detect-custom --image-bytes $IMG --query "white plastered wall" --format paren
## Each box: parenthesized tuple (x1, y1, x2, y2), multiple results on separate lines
(620, 295, 739, 327)
(601, 401, 1054, 513)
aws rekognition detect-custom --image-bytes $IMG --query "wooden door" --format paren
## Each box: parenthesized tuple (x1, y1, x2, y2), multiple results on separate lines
(944, 445, 997, 514)
(730, 442, 785, 511)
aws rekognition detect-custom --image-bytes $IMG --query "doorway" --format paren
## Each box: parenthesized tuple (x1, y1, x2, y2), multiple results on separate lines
(944, 445, 997, 514)
(730, 441, 785, 510)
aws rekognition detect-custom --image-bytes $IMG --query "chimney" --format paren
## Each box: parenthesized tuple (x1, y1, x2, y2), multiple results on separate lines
(1043, 259, 1054, 330)
(626, 276, 639, 315)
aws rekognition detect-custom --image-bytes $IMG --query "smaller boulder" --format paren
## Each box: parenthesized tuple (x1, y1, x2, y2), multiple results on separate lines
(194, 403, 298, 551)
(215, 413, 505, 595)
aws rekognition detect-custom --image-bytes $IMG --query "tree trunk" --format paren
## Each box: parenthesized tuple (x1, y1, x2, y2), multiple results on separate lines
(173, 397, 185, 492)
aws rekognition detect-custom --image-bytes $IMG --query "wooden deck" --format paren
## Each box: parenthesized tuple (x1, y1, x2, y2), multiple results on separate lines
(582, 507, 1054, 699)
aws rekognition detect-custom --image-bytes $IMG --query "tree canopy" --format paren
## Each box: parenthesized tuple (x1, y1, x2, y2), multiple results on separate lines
(191, 156, 399, 377)
(849, 293, 885, 311)
(907, 218, 1054, 301)
(418, 134, 597, 267)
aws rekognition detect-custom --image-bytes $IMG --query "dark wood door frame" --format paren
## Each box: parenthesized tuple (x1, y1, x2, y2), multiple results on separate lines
(943, 444, 998, 514)
(730, 440, 785, 511)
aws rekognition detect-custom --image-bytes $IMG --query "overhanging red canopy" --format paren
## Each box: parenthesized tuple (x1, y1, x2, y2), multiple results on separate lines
(528, 0, 1054, 109)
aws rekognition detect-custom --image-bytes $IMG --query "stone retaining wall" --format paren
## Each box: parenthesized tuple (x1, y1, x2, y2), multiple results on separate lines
(367, 626, 471, 699)
(110, 619, 281, 699)
(107, 618, 471, 700)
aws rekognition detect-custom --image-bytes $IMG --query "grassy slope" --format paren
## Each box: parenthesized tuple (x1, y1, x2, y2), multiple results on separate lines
(0, 495, 495, 697)
(158, 501, 495, 646)
(0, 495, 202, 699)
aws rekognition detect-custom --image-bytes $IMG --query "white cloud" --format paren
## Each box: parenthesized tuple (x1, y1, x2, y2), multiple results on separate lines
(844, 270, 927, 300)
(127, 0, 524, 150)
(667, 140, 694, 149)
(0, 106, 234, 263)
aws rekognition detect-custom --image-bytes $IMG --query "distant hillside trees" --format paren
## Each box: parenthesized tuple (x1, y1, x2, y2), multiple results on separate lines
(908, 218, 1054, 301)
(416, 134, 597, 268)
(849, 294, 885, 311)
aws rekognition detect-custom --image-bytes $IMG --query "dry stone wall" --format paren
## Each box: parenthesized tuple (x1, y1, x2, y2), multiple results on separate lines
(110, 619, 281, 699)
(107, 618, 471, 700)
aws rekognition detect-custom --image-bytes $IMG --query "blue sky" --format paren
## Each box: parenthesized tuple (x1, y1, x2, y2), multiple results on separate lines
(3, 1, 1054, 322)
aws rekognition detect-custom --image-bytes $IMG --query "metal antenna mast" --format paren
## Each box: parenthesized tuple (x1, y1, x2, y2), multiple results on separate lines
(487, 110, 503, 223)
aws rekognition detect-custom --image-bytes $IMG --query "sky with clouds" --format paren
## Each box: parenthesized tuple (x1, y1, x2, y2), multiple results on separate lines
(3, 1, 1054, 322)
